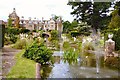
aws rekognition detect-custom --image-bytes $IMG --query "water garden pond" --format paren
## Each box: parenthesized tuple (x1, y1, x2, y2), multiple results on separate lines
(40, 54, 119, 78)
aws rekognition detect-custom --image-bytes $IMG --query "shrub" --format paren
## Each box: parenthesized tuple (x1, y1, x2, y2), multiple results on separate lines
(32, 30, 37, 32)
(5, 27, 20, 35)
(23, 40, 53, 65)
(9, 34, 18, 43)
(51, 40, 59, 50)
(50, 30, 59, 41)
(5, 28, 19, 44)
(70, 31, 80, 37)
(105, 57, 120, 70)
(12, 38, 33, 49)
(82, 41, 95, 57)
(113, 28, 120, 50)
(20, 28, 30, 33)
(79, 32, 90, 36)
(40, 30, 44, 37)
(4, 36, 13, 45)
(63, 41, 70, 50)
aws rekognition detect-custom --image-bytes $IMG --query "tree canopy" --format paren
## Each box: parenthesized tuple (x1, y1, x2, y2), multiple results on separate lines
(109, 9, 120, 29)
(109, 1, 120, 29)
(68, 2, 112, 33)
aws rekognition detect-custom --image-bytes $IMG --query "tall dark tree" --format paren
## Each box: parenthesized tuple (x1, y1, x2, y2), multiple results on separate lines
(68, 2, 112, 33)
(63, 21, 71, 33)
(63, 20, 78, 33)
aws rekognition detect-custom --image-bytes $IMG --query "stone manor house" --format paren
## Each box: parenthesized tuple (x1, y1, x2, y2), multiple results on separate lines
(8, 8, 63, 32)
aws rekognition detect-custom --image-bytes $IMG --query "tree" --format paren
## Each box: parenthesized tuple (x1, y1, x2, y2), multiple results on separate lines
(54, 15, 59, 20)
(51, 14, 61, 21)
(70, 20, 78, 29)
(68, 1, 112, 33)
(63, 20, 78, 33)
(63, 21, 71, 33)
(8, 18, 12, 27)
(109, 10, 120, 29)
(78, 22, 91, 36)
(109, 1, 120, 29)
(108, 1, 120, 50)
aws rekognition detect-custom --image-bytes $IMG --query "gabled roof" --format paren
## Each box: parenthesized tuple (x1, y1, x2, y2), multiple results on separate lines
(9, 8, 18, 18)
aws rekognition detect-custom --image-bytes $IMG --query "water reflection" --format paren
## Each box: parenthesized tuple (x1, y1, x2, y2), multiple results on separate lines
(63, 58, 78, 65)
(40, 55, 119, 78)
(40, 65, 52, 78)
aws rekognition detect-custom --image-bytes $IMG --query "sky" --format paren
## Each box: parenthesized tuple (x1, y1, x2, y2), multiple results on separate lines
(0, 0, 75, 22)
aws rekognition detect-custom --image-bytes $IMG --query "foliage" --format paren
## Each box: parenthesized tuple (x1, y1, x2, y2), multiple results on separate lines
(104, 28, 120, 50)
(23, 40, 53, 65)
(4, 35, 13, 45)
(53, 15, 59, 21)
(77, 42, 82, 54)
(20, 28, 30, 33)
(113, 28, 120, 50)
(32, 30, 37, 32)
(8, 18, 12, 27)
(66, 33, 72, 40)
(9, 34, 18, 43)
(70, 20, 78, 30)
(109, 9, 120, 29)
(5, 27, 20, 35)
(5, 27, 30, 35)
(70, 31, 80, 37)
(103, 29, 114, 41)
(63, 41, 70, 50)
(68, 2, 111, 31)
(4, 27, 31, 44)
(114, 1, 120, 8)
(105, 57, 120, 70)
(40, 65, 52, 78)
(80, 32, 90, 36)
(12, 38, 33, 49)
(106, 2, 120, 50)
(63, 48, 79, 64)
(50, 30, 59, 41)
(63, 21, 71, 33)
(5, 28, 19, 44)
(82, 41, 95, 57)
(7, 50, 36, 78)
(51, 40, 59, 50)
(99, 39, 104, 47)
(40, 30, 44, 37)
(78, 23, 91, 36)
(63, 20, 79, 33)
(12, 39, 27, 49)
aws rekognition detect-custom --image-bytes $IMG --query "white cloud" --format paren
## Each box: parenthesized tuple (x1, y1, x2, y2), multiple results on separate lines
(0, 0, 74, 22)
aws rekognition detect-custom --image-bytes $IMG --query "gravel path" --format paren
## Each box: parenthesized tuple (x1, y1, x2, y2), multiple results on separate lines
(0, 45, 22, 78)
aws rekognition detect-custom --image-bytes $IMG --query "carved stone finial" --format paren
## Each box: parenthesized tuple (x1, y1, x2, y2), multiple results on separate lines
(13, 8, 16, 12)
(108, 34, 113, 39)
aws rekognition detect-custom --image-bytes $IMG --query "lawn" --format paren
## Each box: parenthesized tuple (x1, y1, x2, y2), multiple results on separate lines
(6, 50, 36, 78)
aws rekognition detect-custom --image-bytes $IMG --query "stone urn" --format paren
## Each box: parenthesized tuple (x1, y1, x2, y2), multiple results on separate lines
(105, 34, 115, 60)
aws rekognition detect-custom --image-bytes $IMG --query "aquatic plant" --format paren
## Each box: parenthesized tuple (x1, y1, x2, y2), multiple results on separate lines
(63, 48, 79, 64)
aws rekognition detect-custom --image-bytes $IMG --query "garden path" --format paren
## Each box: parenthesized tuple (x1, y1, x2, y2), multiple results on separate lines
(1, 45, 22, 78)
